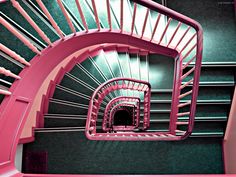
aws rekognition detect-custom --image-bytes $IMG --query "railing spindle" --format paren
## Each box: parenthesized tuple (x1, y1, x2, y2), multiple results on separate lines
(0, 67, 21, 79)
(158, 18, 172, 44)
(131, 3, 137, 35)
(174, 26, 191, 50)
(167, 22, 182, 47)
(91, 0, 100, 31)
(75, 0, 88, 32)
(106, 0, 112, 30)
(120, 0, 124, 32)
(0, 16, 41, 55)
(36, 0, 64, 39)
(0, 43, 30, 66)
(150, 13, 161, 41)
(57, 0, 76, 34)
(0, 88, 11, 95)
(141, 9, 150, 38)
(11, 0, 53, 46)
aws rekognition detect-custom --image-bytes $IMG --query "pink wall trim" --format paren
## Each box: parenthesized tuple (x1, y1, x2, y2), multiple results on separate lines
(224, 86, 236, 173)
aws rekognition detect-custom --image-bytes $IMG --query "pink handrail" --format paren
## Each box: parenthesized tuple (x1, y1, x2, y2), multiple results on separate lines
(86, 77, 151, 139)
(102, 96, 140, 131)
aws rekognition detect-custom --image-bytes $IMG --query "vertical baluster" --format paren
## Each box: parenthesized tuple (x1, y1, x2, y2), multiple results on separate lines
(57, 0, 76, 34)
(150, 13, 161, 41)
(0, 89, 11, 95)
(36, 0, 64, 39)
(0, 16, 41, 55)
(75, 0, 88, 32)
(158, 18, 172, 44)
(167, 22, 182, 47)
(120, 0, 124, 32)
(131, 3, 137, 35)
(11, 0, 53, 46)
(106, 0, 112, 30)
(141, 9, 149, 38)
(0, 43, 30, 66)
(91, 0, 100, 31)
(0, 67, 21, 79)
(174, 26, 191, 50)
(179, 33, 197, 54)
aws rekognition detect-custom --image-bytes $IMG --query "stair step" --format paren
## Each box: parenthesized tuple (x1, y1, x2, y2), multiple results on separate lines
(44, 117, 86, 128)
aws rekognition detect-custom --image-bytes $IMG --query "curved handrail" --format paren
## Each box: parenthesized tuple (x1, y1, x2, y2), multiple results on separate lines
(86, 77, 151, 138)
(0, 0, 203, 174)
(102, 96, 140, 131)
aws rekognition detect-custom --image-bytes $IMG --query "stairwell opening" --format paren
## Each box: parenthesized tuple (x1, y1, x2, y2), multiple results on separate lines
(113, 108, 133, 126)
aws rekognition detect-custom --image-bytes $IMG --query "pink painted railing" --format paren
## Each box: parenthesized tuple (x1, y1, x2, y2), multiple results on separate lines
(0, 0, 204, 175)
(86, 77, 151, 140)
(109, 104, 137, 131)
(102, 96, 140, 131)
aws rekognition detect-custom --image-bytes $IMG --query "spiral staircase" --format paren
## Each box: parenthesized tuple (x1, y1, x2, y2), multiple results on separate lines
(0, 0, 235, 176)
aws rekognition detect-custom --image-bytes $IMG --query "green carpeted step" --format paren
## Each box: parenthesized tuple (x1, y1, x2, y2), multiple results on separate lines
(44, 117, 86, 128)
(39, 0, 75, 35)
(64, 0, 97, 29)
(80, 58, 106, 84)
(183, 67, 235, 83)
(48, 98, 88, 115)
(23, 131, 224, 174)
(52, 85, 90, 105)
(178, 121, 226, 133)
(182, 86, 234, 101)
(68, 65, 99, 89)
(59, 73, 94, 96)
(91, 51, 114, 80)
(105, 51, 124, 78)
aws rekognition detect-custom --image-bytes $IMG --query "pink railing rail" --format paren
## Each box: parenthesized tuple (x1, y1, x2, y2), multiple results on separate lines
(102, 96, 140, 131)
(86, 77, 151, 140)
(109, 104, 137, 131)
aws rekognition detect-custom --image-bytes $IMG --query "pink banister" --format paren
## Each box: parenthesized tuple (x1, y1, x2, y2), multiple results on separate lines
(91, 0, 100, 31)
(0, 88, 11, 95)
(167, 22, 182, 47)
(150, 13, 161, 41)
(57, 0, 76, 34)
(0, 16, 41, 55)
(106, 0, 112, 30)
(141, 8, 150, 38)
(75, 0, 88, 32)
(0, 67, 21, 79)
(120, 0, 124, 32)
(0, 43, 30, 66)
(131, 3, 137, 35)
(36, 0, 64, 39)
(158, 18, 172, 44)
(11, 0, 53, 47)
